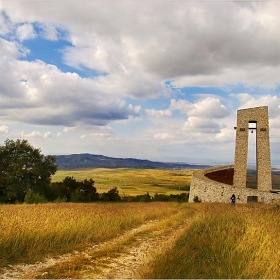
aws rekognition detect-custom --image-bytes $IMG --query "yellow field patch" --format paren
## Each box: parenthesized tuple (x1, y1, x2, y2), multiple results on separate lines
(51, 168, 193, 196)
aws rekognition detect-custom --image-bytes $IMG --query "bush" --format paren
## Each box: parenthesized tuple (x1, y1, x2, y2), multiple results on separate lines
(153, 193, 189, 202)
(100, 187, 121, 202)
(45, 182, 71, 202)
(193, 195, 201, 203)
(153, 193, 169, 202)
(24, 190, 48, 204)
(53, 196, 67, 203)
(170, 193, 189, 202)
(70, 189, 86, 202)
(129, 192, 152, 202)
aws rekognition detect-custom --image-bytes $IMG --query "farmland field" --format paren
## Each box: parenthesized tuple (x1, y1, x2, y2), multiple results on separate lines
(51, 168, 193, 196)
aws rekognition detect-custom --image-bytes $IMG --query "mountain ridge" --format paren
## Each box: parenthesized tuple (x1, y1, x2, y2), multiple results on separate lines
(55, 153, 210, 170)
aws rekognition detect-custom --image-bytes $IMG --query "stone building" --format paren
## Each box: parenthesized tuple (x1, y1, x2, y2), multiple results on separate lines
(189, 106, 280, 204)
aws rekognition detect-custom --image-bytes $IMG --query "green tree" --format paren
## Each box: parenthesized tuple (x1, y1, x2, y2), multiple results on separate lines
(70, 178, 98, 202)
(45, 182, 71, 202)
(45, 176, 78, 202)
(0, 139, 57, 203)
(62, 176, 79, 192)
(101, 187, 121, 202)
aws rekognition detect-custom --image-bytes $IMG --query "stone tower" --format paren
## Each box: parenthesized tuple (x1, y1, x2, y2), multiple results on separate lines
(233, 106, 272, 191)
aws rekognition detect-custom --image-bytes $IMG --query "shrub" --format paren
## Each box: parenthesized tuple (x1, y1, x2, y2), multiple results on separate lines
(70, 189, 85, 202)
(100, 187, 121, 202)
(24, 190, 48, 204)
(46, 182, 71, 202)
(53, 196, 67, 203)
(193, 195, 201, 203)
(154, 193, 169, 202)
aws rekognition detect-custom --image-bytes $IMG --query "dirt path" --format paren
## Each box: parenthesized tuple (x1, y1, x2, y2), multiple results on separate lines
(1, 214, 195, 279)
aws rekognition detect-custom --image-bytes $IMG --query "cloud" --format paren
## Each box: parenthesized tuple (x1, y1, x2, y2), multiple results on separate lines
(38, 23, 59, 41)
(3, 1, 280, 89)
(20, 130, 51, 138)
(154, 133, 172, 140)
(64, 127, 77, 133)
(145, 109, 172, 118)
(43, 132, 52, 138)
(0, 125, 9, 134)
(90, 126, 115, 138)
(234, 94, 280, 118)
(0, 42, 141, 127)
(2, 2, 280, 100)
(0, 37, 25, 59)
(0, 12, 12, 36)
(184, 117, 224, 134)
(57, 2, 280, 88)
(16, 23, 37, 41)
(144, 96, 233, 145)
(170, 97, 229, 119)
(0, 2, 280, 163)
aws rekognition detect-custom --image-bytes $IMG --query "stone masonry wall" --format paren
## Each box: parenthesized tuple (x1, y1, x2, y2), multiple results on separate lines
(234, 106, 272, 191)
(189, 165, 280, 204)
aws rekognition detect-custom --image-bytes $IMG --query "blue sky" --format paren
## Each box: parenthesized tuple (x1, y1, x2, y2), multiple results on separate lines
(1, 0, 280, 165)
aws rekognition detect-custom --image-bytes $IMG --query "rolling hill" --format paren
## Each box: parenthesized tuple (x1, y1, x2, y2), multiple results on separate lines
(55, 153, 210, 170)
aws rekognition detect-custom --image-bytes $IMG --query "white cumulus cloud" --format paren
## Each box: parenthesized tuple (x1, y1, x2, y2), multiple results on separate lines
(20, 130, 50, 138)
(0, 125, 9, 134)
(16, 23, 37, 41)
(145, 109, 172, 118)
(184, 117, 224, 134)
(170, 97, 229, 119)
(154, 133, 172, 140)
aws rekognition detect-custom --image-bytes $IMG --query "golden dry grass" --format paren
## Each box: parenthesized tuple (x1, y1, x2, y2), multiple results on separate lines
(3, 200, 280, 279)
(0, 202, 187, 269)
(143, 203, 280, 279)
(32, 203, 198, 279)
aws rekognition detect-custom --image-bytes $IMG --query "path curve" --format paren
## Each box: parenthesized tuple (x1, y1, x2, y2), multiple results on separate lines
(1, 213, 196, 279)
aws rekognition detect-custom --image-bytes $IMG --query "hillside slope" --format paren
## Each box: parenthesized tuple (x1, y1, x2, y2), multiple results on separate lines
(55, 153, 209, 170)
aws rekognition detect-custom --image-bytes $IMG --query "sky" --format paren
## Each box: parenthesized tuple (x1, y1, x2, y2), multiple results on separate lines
(1, 0, 280, 165)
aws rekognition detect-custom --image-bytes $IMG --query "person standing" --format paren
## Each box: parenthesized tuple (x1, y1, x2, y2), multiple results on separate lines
(231, 194, 236, 205)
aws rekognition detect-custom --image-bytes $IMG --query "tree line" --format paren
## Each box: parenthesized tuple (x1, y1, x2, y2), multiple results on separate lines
(0, 139, 188, 204)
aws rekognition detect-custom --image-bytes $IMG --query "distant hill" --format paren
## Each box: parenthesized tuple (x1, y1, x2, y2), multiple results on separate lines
(55, 153, 210, 170)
